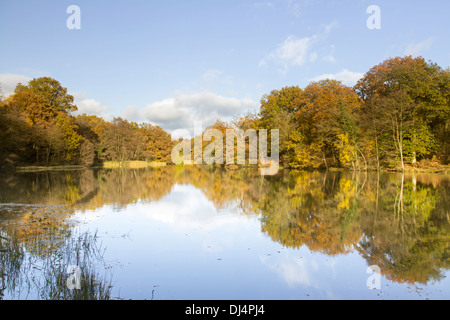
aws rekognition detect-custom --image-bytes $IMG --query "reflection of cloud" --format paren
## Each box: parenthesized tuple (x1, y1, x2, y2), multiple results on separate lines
(259, 250, 340, 299)
(70, 207, 110, 224)
(125, 184, 252, 232)
(260, 254, 312, 287)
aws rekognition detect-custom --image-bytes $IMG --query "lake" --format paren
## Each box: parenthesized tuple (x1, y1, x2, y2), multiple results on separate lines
(0, 166, 449, 300)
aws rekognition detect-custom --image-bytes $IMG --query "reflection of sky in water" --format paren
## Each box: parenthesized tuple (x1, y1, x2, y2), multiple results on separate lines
(71, 184, 450, 300)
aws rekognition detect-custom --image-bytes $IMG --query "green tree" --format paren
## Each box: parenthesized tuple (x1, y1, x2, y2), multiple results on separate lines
(257, 86, 304, 163)
(355, 56, 449, 169)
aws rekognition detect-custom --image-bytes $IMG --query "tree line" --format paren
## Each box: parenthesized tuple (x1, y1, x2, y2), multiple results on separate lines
(1, 55, 449, 170)
(0, 77, 175, 167)
(251, 55, 449, 171)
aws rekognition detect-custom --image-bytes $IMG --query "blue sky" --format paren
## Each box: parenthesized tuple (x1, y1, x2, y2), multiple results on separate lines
(1, 0, 449, 138)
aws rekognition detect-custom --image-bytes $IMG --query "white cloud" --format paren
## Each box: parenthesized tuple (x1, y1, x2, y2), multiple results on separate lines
(0, 73, 32, 97)
(171, 129, 192, 140)
(72, 93, 112, 120)
(75, 98, 109, 115)
(310, 69, 364, 86)
(404, 37, 437, 56)
(259, 20, 338, 72)
(323, 19, 338, 33)
(138, 92, 258, 138)
(202, 69, 223, 82)
(259, 35, 318, 70)
(309, 52, 318, 62)
(287, 0, 302, 18)
(120, 105, 141, 121)
(322, 45, 336, 63)
(200, 69, 236, 93)
(252, 2, 274, 8)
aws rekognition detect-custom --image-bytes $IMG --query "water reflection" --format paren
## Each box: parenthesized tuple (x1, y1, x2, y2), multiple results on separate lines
(0, 166, 449, 299)
(0, 226, 112, 300)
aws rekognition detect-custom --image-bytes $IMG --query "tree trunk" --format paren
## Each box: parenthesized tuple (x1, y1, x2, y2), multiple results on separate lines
(322, 150, 328, 170)
(375, 135, 380, 171)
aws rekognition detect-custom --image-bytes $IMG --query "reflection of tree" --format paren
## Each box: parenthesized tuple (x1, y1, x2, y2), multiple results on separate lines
(176, 165, 266, 213)
(358, 174, 450, 284)
(0, 167, 176, 208)
(0, 167, 449, 286)
(0, 168, 178, 256)
(0, 230, 112, 300)
(255, 171, 449, 284)
(259, 171, 363, 256)
(0, 205, 74, 257)
(85, 167, 176, 209)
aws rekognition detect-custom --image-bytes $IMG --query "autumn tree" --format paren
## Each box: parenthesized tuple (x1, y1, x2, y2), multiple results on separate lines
(102, 117, 146, 163)
(140, 123, 174, 162)
(289, 80, 362, 170)
(13, 77, 77, 123)
(231, 113, 260, 165)
(0, 94, 32, 167)
(74, 114, 108, 166)
(257, 86, 303, 163)
(5, 77, 82, 165)
(355, 56, 450, 169)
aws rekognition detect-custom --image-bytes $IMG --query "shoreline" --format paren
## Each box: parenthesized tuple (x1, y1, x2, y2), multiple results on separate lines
(7, 162, 449, 174)
(12, 161, 167, 172)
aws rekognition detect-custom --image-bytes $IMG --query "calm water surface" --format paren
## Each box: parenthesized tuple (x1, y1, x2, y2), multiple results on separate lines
(0, 166, 449, 300)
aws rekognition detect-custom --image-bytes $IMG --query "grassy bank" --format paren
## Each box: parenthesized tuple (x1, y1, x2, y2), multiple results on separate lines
(402, 165, 449, 174)
(12, 161, 167, 172)
(10, 161, 448, 174)
(100, 161, 167, 169)
(15, 165, 86, 172)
